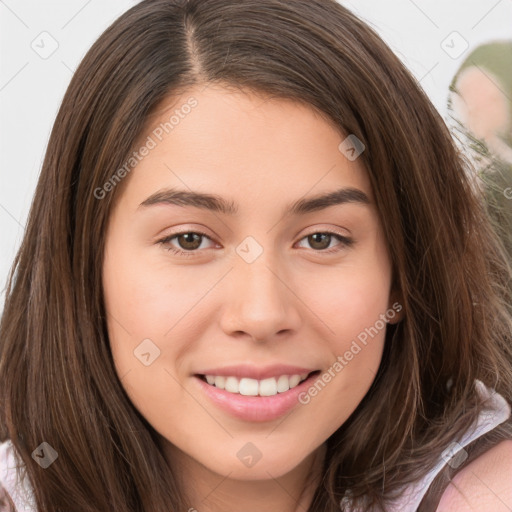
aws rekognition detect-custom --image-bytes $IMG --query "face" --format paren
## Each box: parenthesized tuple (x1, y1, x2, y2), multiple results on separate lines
(102, 84, 401, 481)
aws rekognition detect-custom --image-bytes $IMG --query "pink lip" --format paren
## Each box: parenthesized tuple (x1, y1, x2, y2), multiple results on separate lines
(194, 364, 316, 380)
(193, 371, 319, 422)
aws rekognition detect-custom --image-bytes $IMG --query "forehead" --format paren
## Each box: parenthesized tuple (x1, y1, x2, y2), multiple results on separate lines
(117, 84, 373, 212)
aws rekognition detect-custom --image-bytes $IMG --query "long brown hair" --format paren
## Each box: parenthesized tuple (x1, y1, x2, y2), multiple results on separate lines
(1, 1, 511, 510)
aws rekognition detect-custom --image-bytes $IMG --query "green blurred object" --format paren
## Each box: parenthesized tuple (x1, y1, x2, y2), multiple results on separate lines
(450, 40, 512, 147)
(476, 140, 512, 267)
(449, 40, 512, 270)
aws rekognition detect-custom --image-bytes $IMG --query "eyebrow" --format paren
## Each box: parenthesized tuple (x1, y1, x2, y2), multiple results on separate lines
(138, 186, 370, 216)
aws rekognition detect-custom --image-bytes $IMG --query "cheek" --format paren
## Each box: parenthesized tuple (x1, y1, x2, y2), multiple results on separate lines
(102, 242, 176, 377)
(312, 275, 389, 388)
(102, 240, 221, 412)
(293, 249, 392, 428)
(102, 242, 200, 344)
(302, 256, 392, 348)
(102, 248, 200, 429)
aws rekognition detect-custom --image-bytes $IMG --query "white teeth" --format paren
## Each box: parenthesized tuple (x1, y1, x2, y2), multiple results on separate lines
(259, 378, 277, 396)
(276, 375, 290, 393)
(203, 373, 310, 396)
(214, 376, 226, 389)
(289, 375, 301, 388)
(239, 378, 259, 396)
(224, 376, 239, 393)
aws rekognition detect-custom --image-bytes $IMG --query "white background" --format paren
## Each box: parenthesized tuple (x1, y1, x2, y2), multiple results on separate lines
(1, 0, 511, 311)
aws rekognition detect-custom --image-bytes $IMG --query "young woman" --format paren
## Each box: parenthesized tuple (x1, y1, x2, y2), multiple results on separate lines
(1, 1, 511, 511)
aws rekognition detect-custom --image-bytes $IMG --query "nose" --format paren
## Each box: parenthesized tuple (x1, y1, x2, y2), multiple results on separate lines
(218, 252, 302, 343)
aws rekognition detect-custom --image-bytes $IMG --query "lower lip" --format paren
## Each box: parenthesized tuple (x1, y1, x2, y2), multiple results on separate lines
(193, 373, 318, 422)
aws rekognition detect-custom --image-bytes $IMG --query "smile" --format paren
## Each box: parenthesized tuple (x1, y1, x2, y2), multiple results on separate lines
(200, 373, 311, 396)
(193, 367, 322, 422)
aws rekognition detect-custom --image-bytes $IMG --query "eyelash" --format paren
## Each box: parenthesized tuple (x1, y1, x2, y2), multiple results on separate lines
(157, 230, 354, 258)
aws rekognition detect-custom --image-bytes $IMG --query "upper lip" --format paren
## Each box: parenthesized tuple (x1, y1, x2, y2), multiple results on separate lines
(195, 364, 318, 380)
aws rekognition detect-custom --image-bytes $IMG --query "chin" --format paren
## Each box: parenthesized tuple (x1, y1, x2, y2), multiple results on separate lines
(195, 441, 314, 481)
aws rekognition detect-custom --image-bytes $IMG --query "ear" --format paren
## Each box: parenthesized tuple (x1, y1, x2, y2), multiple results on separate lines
(386, 287, 405, 325)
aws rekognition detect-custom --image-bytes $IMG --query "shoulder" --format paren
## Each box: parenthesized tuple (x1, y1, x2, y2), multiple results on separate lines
(436, 439, 512, 511)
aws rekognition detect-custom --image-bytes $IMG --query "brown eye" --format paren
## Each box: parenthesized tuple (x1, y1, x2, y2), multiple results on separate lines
(158, 231, 215, 256)
(307, 233, 332, 250)
(297, 232, 353, 252)
(175, 233, 203, 250)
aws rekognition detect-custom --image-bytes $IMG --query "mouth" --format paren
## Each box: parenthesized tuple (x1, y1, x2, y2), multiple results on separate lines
(196, 371, 320, 397)
(193, 370, 322, 422)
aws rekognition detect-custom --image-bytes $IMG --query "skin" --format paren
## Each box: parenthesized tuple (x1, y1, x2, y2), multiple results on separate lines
(102, 84, 402, 512)
(436, 440, 512, 511)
